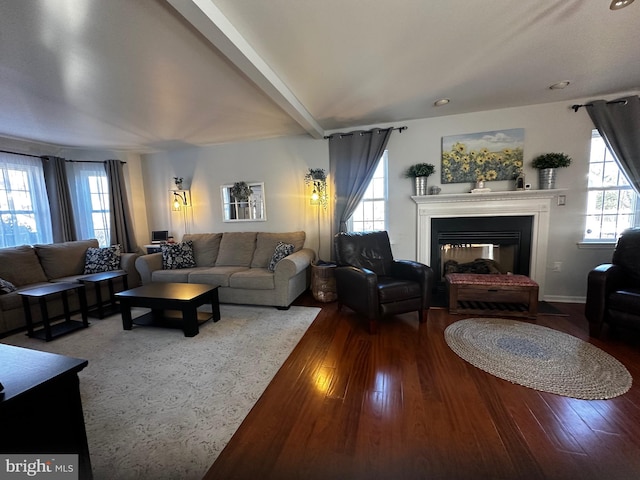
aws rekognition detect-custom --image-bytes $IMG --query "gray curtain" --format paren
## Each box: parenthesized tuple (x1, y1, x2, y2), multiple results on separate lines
(105, 159, 137, 253)
(586, 95, 640, 195)
(41, 155, 77, 242)
(329, 127, 392, 246)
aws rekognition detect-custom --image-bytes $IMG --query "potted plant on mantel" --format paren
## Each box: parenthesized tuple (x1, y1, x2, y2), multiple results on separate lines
(405, 163, 436, 196)
(531, 153, 572, 190)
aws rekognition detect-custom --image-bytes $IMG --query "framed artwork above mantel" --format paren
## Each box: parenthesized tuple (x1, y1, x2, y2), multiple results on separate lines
(441, 128, 524, 184)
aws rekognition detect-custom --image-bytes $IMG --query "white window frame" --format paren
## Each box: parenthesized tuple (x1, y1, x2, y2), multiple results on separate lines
(583, 130, 640, 243)
(67, 162, 111, 246)
(348, 151, 388, 232)
(0, 153, 53, 247)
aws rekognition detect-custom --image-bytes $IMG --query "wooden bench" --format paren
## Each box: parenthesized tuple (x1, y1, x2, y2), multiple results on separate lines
(445, 273, 539, 318)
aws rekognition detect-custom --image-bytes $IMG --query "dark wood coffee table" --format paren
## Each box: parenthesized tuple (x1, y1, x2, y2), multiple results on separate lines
(116, 283, 220, 337)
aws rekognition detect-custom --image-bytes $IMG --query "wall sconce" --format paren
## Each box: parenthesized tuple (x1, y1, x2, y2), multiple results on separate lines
(304, 168, 327, 209)
(170, 189, 191, 211)
(310, 186, 320, 205)
(169, 188, 192, 235)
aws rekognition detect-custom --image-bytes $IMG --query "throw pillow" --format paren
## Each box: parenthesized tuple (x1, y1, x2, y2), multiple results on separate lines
(84, 245, 121, 274)
(0, 277, 17, 294)
(162, 241, 197, 269)
(268, 242, 294, 272)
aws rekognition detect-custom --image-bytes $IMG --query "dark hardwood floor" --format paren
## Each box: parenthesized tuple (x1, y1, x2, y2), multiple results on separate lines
(204, 293, 640, 480)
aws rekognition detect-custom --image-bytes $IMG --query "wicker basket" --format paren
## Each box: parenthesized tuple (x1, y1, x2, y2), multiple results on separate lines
(311, 263, 337, 303)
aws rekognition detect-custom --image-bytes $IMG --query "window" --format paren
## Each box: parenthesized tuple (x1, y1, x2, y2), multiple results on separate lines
(348, 151, 387, 232)
(67, 162, 111, 246)
(584, 130, 640, 241)
(0, 153, 53, 247)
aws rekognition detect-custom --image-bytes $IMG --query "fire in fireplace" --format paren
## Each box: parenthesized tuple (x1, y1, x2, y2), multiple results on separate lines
(431, 216, 534, 284)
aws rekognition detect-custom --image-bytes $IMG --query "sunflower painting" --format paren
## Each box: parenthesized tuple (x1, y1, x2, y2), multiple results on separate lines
(441, 129, 524, 184)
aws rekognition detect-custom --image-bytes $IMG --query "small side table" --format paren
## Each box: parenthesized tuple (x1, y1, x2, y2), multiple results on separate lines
(19, 283, 89, 341)
(78, 271, 129, 319)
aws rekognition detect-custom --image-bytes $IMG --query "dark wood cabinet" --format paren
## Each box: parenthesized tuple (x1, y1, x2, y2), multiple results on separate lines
(0, 344, 92, 479)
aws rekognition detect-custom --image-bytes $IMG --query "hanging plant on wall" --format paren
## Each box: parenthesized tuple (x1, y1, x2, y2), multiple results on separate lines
(304, 168, 328, 209)
(230, 181, 253, 201)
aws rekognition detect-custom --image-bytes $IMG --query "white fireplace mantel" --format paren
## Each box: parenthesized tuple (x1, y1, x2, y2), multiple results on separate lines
(412, 189, 565, 298)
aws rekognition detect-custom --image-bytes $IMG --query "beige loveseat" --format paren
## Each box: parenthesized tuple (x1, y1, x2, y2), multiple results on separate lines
(0, 239, 140, 336)
(134, 232, 315, 308)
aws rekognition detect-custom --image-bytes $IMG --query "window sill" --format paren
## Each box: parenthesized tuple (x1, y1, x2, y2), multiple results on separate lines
(577, 241, 616, 249)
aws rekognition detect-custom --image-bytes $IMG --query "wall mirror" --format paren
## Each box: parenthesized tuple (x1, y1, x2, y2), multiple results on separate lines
(221, 182, 266, 222)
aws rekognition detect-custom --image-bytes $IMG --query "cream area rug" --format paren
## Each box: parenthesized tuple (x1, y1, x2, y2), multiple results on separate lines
(2, 304, 320, 480)
(445, 317, 632, 400)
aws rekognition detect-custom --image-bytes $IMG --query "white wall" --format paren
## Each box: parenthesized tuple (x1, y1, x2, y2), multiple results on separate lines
(140, 97, 621, 301)
(140, 135, 329, 255)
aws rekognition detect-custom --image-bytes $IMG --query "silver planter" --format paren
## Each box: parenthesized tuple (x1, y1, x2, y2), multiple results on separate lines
(538, 168, 557, 190)
(414, 176, 429, 196)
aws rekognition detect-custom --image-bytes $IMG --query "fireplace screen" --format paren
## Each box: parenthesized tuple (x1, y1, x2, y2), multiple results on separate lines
(440, 243, 516, 277)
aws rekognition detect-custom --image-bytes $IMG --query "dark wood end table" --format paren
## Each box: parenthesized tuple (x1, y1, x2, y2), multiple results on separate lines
(18, 282, 89, 341)
(116, 283, 221, 337)
(78, 271, 129, 319)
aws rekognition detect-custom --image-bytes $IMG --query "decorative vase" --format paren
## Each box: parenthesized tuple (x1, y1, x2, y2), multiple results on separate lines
(414, 176, 429, 196)
(538, 168, 556, 190)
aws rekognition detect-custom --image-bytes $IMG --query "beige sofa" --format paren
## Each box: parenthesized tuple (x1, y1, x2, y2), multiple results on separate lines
(0, 239, 140, 336)
(135, 232, 315, 309)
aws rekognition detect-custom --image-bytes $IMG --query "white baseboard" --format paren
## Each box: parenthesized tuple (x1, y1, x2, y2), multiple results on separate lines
(542, 295, 585, 304)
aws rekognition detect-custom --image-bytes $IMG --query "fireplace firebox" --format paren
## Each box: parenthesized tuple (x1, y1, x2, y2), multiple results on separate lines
(431, 216, 533, 285)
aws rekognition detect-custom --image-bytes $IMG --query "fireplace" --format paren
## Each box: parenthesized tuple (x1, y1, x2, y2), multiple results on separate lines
(412, 190, 557, 299)
(431, 215, 533, 285)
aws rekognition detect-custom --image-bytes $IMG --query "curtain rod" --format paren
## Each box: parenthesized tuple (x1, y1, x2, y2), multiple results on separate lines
(0, 148, 41, 159)
(571, 99, 627, 112)
(0, 149, 125, 164)
(66, 159, 126, 164)
(324, 125, 407, 139)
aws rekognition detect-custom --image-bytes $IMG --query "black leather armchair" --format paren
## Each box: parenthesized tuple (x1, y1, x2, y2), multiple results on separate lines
(585, 227, 640, 337)
(333, 231, 435, 333)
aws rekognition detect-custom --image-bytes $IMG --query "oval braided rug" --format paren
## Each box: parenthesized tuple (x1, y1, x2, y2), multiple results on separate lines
(444, 318, 632, 400)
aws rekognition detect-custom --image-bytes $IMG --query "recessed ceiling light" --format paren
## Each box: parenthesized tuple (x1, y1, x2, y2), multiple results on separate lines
(434, 98, 450, 107)
(610, 0, 634, 10)
(549, 81, 571, 90)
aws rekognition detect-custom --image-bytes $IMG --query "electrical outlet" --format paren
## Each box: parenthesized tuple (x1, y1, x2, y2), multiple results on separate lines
(557, 195, 566, 206)
(552, 261, 562, 272)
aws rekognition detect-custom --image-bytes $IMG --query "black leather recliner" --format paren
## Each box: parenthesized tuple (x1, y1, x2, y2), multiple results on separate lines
(585, 227, 640, 337)
(333, 231, 435, 334)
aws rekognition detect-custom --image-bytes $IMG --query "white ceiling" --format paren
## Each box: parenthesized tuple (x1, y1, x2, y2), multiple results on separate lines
(1, 0, 638, 152)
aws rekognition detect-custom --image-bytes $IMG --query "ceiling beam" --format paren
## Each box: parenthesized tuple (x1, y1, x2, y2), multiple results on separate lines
(166, 0, 325, 139)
